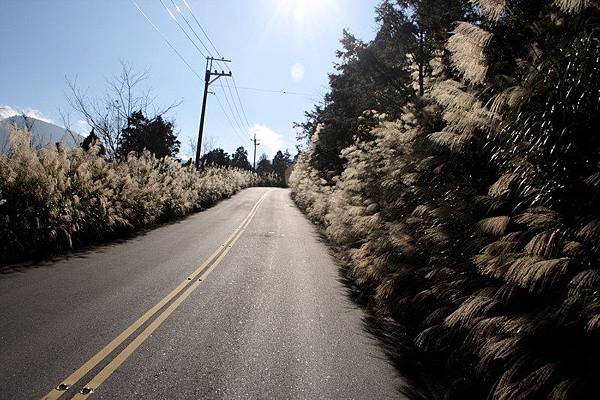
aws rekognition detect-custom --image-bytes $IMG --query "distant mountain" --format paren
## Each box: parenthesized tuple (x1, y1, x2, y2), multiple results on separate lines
(0, 115, 83, 153)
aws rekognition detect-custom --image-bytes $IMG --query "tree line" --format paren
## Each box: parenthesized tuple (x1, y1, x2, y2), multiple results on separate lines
(68, 61, 293, 187)
(201, 147, 293, 187)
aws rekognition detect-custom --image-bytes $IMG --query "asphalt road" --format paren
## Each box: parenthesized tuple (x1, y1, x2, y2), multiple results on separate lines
(0, 188, 404, 399)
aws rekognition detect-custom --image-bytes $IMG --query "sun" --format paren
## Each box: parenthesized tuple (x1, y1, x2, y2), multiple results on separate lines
(259, 0, 339, 51)
(293, 5, 305, 21)
(277, 0, 336, 22)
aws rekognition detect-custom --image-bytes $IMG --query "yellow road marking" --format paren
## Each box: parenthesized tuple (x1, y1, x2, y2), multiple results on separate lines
(42, 190, 271, 400)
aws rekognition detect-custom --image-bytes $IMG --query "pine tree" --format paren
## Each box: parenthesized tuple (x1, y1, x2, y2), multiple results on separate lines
(272, 150, 293, 187)
(81, 128, 105, 156)
(256, 153, 273, 176)
(230, 146, 252, 170)
(201, 148, 231, 167)
(117, 111, 180, 159)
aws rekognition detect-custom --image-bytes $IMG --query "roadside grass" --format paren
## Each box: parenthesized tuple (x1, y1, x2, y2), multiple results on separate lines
(0, 128, 261, 266)
(289, 24, 600, 399)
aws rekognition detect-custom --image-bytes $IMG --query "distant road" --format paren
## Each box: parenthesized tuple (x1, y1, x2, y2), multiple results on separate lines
(0, 188, 404, 399)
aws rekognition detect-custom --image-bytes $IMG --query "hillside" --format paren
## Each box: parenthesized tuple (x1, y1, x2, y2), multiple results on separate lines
(0, 114, 82, 152)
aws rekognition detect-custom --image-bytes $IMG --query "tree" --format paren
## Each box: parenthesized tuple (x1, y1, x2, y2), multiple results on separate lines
(66, 61, 181, 159)
(81, 128, 106, 155)
(200, 148, 230, 167)
(377, 0, 474, 96)
(117, 111, 180, 158)
(294, 0, 474, 178)
(231, 146, 252, 170)
(256, 153, 273, 176)
(272, 150, 293, 187)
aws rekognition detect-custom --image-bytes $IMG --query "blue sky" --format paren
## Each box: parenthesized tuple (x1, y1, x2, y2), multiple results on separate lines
(0, 0, 379, 159)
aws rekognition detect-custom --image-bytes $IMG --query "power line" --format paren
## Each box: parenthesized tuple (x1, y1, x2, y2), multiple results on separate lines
(174, 0, 255, 145)
(223, 77, 251, 133)
(213, 93, 252, 145)
(218, 84, 250, 140)
(231, 77, 252, 129)
(175, 1, 254, 134)
(178, 0, 233, 82)
(166, 2, 250, 135)
(169, 0, 213, 56)
(130, 0, 203, 81)
(158, 0, 207, 58)
(180, 0, 225, 61)
(130, 0, 250, 162)
(213, 76, 249, 139)
(214, 84, 318, 97)
(160, 1, 250, 146)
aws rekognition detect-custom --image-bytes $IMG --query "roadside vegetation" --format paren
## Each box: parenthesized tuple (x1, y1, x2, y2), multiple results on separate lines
(290, 0, 600, 398)
(0, 63, 292, 266)
(0, 128, 260, 265)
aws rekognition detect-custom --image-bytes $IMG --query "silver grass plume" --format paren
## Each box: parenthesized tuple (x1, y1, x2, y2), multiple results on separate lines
(429, 79, 494, 151)
(554, 0, 596, 13)
(471, 0, 507, 21)
(447, 22, 493, 84)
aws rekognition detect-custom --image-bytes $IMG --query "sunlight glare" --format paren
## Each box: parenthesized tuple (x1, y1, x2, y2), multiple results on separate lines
(291, 63, 305, 81)
(278, 0, 335, 23)
(293, 6, 304, 21)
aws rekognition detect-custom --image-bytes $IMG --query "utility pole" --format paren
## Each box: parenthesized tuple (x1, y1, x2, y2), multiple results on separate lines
(252, 133, 260, 170)
(195, 56, 232, 168)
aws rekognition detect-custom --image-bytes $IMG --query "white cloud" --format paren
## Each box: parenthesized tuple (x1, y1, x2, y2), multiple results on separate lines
(290, 63, 305, 82)
(0, 105, 52, 123)
(0, 105, 18, 120)
(23, 109, 52, 123)
(249, 124, 284, 157)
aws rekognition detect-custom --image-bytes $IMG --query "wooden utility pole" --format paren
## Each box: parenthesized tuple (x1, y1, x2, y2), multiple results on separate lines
(195, 57, 232, 168)
(252, 133, 260, 170)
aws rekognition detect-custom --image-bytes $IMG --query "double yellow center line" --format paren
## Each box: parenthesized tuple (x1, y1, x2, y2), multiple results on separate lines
(42, 190, 272, 400)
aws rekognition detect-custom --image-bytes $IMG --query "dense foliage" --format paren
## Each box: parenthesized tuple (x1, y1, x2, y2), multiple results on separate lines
(0, 129, 261, 265)
(202, 147, 293, 187)
(118, 111, 180, 159)
(290, 0, 600, 398)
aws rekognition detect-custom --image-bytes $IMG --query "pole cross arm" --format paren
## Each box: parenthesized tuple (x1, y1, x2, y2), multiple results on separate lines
(209, 71, 232, 85)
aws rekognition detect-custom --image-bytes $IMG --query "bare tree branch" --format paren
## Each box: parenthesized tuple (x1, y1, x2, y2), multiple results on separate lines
(57, 107, 81, 145)
(65, 61, 181, 159)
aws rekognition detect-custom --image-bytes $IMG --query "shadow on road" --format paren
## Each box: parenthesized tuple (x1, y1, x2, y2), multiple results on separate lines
(287, 196, 444, 400)
(0, 211, 195, 276)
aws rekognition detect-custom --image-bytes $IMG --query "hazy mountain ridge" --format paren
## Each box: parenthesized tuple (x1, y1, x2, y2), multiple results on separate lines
(0, 114, 82, 152)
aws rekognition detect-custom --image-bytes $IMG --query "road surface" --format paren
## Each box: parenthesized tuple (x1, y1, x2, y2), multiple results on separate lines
(0, 188, 404, 399)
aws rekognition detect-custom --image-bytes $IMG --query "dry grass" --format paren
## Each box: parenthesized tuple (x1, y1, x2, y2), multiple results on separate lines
(447, 23, 492, 84)
(0, 128, 260, 264)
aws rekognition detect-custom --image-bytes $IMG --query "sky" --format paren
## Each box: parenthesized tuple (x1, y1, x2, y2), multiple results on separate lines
(0, 0, 380, 159)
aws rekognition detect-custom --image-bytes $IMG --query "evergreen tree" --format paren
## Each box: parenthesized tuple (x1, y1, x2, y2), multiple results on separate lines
(81, 128, 105, 156)
(256, 153, 273, 176)
(230, 146, 252, 170)
(272, 150, 293, 187)
(296, 0, 473, 178)
(201, 148, 231, 167)
(117, 111, 180, 159)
